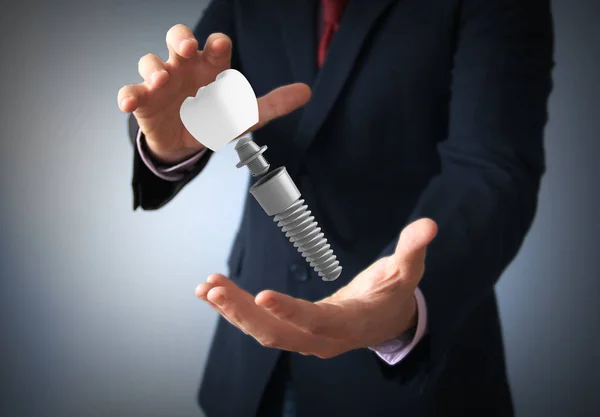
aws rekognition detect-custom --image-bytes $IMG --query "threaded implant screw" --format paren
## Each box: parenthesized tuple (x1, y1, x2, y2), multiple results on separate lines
(274, 199, 342, 281)
(234, 138, 342, 281)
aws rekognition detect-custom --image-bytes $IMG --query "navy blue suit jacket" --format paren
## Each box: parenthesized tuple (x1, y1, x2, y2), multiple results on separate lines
(128, 0, 554, 415)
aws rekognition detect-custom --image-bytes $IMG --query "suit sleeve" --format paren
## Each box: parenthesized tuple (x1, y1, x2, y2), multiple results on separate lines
(129, 0, 240, 211)
(376, 0, 554, 376)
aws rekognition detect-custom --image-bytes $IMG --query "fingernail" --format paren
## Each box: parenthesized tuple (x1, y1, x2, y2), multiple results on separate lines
(151, 70, 165, 85)
(119, 97, 131, 109)
(179, 38, 195, 52)
(211, 38, 224, 51)
(263, 299, 276, 309)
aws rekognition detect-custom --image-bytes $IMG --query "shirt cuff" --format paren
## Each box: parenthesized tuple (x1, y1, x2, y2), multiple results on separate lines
(136, 128, 207, 182)
(368, 287, 427, 366)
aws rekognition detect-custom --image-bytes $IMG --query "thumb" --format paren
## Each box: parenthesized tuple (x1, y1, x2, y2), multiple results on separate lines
(252, 83, 312, 131)
(231, 83, 311, 141)
(393, 218, 438, 281)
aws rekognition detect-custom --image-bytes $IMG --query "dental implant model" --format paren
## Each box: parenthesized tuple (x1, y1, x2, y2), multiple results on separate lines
(179, 69, 342, 281)
(235, 138, 342, 281)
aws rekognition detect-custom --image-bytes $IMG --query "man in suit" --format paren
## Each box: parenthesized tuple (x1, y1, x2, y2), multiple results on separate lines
(117, 0, 554, 415)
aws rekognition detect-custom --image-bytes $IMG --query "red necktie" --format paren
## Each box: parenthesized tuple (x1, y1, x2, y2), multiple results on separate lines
(317, 0, 349, 68)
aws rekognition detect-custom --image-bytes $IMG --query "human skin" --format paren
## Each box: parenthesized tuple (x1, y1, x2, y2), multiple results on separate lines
(118, 24, 438, 357)
(196, 218, 437, 358)
(117, 24, 311, 164)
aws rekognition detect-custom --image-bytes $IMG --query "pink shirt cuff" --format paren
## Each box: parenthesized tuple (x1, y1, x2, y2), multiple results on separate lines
(136, 128, 207, 182)
(368, 287, 427, 365)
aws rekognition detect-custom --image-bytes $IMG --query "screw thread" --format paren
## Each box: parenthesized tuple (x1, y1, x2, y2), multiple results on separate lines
(235, 137, 270, 177)
(246, 154, 270, 176)
(274, 199, 342, 281)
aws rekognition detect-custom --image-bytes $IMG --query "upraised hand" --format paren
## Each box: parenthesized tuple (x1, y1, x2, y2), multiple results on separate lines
(118, 24, 311, 163)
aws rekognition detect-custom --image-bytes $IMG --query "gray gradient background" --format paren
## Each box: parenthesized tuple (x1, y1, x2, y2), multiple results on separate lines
(0, 1, 598, 416)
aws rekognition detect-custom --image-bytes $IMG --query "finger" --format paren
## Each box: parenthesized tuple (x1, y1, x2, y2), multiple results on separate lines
(230, 83, 312, 141)
(195, 274, 250, 315)
(166, 24, 199, 62)
(255, 290, 349, 337)
(117, 83, 147, 112)
(201, 33, 232, 70)
(197, 274, 267, 332)
(206, 273, 241, 291)
(393, 218, 438, 280)
(251, 83, 312, 131)
(206, 284, 331, 354)
(195, 281, 227, 311)
(195, 279, 253, 336)
(138, 53, 169, 88)
(195, 282, 218, 300)
(195, 274, 238, 298)
(196, 273, 246, 312)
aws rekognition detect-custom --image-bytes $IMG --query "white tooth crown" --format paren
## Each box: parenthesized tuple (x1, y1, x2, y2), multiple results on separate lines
(179, 69, 259, 152)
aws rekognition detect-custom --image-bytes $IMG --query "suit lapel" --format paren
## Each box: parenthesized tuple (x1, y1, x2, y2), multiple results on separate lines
(279, 0, 398, 174)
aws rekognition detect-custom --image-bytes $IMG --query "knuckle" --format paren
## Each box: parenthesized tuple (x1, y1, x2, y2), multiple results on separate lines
(275, 307, 294, 321)
(218, 300, 232, 315)
(314, 350, 335, 360)
(307, 318, 326, 335)
(258, 335, 279, 348)
(386, 257, 402, 280)
(226, 310, 241, 324)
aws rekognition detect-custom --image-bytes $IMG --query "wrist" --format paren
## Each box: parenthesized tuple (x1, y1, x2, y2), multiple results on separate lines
(406, 297, 418, 331)
(145, 138, 205, 165)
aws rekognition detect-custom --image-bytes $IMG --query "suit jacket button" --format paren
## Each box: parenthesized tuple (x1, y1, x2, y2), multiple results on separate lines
(288, 263, 309, 282)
